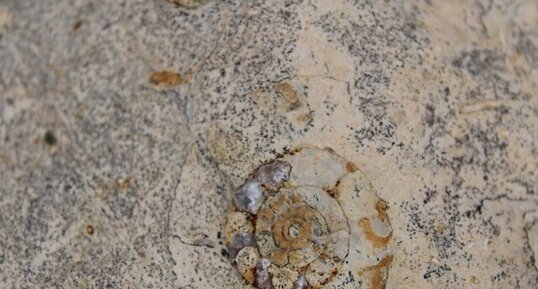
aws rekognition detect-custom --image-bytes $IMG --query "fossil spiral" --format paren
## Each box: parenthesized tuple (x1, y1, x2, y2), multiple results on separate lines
(225, 147, 393, 289)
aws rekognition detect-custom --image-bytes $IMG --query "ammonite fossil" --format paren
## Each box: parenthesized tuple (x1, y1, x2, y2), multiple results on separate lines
(225, 147, 393, 289)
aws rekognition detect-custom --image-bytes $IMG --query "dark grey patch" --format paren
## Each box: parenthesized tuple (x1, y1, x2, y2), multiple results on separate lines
(106, 192, 136, 220)
(517, 35, 538, 68)
(452, 49, 505, 78)
(229, 232, 257, 258)
(255, 258, 273, 289)
(423, 263, 452, 280)
(424, 104, 435, 127)
(234, 181, 264, 214)
(44, 131, 57, 146)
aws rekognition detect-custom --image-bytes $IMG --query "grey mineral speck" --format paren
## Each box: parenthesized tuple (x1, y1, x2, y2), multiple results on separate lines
(234, 181, 264, 214)
(255, 258, 273, 289)
(230, 232, 257, 258)
(293, 274, 308, 289)
(254, 160, 291, 191)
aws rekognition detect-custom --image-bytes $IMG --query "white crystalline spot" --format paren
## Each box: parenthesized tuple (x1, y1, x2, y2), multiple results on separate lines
(234, 181, 264, 214)
(255, 258, 273, 289)
(255, 160, 291, 191)
(293, 274, 308, 289)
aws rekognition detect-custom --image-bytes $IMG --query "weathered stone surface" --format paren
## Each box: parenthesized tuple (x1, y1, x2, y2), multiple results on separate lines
(0, 0, 537, 288)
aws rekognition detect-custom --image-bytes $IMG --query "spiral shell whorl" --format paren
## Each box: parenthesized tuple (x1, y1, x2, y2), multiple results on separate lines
(226, 147, 393, 289)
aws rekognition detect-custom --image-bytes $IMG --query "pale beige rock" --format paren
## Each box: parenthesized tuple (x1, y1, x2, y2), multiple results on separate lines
(269, 266, 298, 289)
(225, 212, 254, 248)
(236, 247, 261, 285)
(282, 147, 348, 190)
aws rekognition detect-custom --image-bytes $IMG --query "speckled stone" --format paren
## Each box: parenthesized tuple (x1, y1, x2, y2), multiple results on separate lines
(0, 0, 537, 288)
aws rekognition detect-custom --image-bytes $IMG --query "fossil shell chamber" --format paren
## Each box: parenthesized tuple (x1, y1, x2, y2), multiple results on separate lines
(225, 147, 393, 289)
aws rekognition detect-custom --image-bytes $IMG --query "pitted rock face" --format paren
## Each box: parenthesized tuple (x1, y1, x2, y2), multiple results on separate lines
(225, 147, 393, 289)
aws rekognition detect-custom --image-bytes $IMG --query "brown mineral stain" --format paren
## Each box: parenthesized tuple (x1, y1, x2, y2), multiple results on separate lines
(149, 71, 184, 87)
(295, 112, 312, 123)
(276, 82, 301, 110)
(269, 194, 291, 210)
(360, 255, 393, 289)
(166, 0, 202, 8)
(290, 194, 302, 204)
(257, 208, 273, 224)
(346, 162, 358, 172)
(270, 249, 289, 267)
(470, 275, 479, 284)
(244, 269, 255, 284)
(273, 206, 315, 250)
(327, 187, 339, 198)
(116, 177, 133, 189)
(359, 218, 392, 248)
(435, 223, 445, 234)
(287, 147, 302, 155)
(375, 200, 388, 222)
(72, 20, 84, 32)
(96, 177, 135, 200)
(85, 224, 95, 235)
(324, 147, 337, 154)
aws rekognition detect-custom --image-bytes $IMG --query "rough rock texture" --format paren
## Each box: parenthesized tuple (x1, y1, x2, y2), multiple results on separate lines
(0, 0, 537, 288)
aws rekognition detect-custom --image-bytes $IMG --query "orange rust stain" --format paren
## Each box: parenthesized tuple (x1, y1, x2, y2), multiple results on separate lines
(470, 275, 479, 284)
(244, 269, 255, 284)
(346, 162, 358, 172)
(290, 193, 303, 204)
(358, 218, 392, 248)
(273, 206, 315, 250)
(72, 20, 84, 32)
(276, 82, 301, 110)
(269, 193, 294, 210)
(85, 224, 95, 235)
(256, 208, 273, 230)
(269, 249, 288, 267)
(360, 255, 393, 289)
(375, 200, 388, 222)
(149, 71, 184, 87)
(295, 112, 312, 123)
(116, 177, 133, 189)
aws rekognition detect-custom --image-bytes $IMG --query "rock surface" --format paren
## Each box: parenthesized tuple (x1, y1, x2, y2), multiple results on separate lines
(0, 0, 537, 288)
